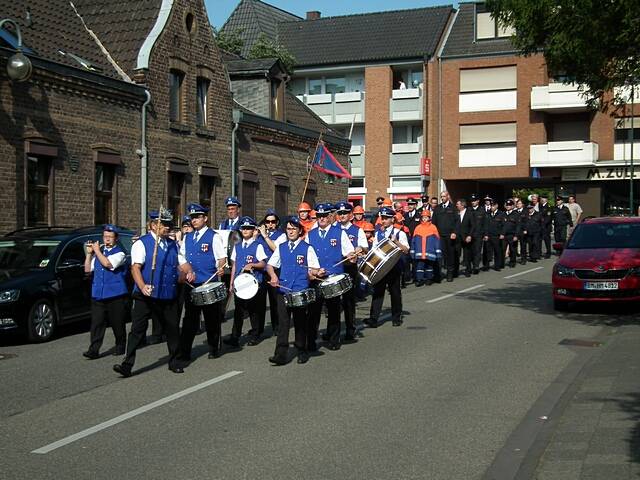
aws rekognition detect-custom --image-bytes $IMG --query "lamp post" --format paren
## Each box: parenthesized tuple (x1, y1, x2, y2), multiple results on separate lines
(0, 18, 32, 82)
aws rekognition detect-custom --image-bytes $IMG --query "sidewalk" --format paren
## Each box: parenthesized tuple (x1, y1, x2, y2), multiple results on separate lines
(534, 323, 640, 479)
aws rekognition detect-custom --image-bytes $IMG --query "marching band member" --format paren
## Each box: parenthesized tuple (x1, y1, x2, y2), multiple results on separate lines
(335, 201, 368, 343)
(83, 224, 128, 359)
(266, 217, 322, 365)
(258, 210, 287, 336)
(114, 210, 187, 377)
(224, 216, 268, 347)
(410, 210, 441, 286)
(218, 196, 242, 230)
(365, 206, 410, 328)
(179, 203, 226, 361)
(307, 203, 356, 350)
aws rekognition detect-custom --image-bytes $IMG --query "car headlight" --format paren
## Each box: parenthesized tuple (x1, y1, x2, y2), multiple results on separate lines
(630, 267, 640, 277)
(554, 264, 575, 277)
(0, 289, 20, 303)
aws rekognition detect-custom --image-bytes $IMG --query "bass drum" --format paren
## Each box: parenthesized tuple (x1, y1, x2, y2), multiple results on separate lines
(215, 229, 241, 274)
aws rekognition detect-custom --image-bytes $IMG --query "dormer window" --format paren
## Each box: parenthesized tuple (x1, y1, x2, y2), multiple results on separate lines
(475, 4, 515, 40)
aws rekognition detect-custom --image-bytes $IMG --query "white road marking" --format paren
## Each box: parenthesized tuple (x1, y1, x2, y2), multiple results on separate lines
(32, 370, 243, 454)
(426, 284, 485, 303)
(504, 266, 544, 279)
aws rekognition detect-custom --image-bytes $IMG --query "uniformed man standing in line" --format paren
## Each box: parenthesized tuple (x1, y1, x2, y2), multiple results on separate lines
(114, 210, 188, 377)
(432, 191, 457, 282)
(469, 194, 488, 274)
(83, 224, 128, 359)
(516, 199, 528, 265)
(486, 201, 506, 271)
(364, 206, 410, 327)
(539, 194, 553, 258)
(503, 200, 521, 268)
(179, 203, 227, 361)
(403, 197, 421, 282)
(552, 196, 573, 247)
(523, 204, 543, 262)
(218, 196, 242, 230)
(455, 199, 475, 277)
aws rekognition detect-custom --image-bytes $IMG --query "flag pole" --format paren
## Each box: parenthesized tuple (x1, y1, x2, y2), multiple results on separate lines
(301, 131, 323, 205)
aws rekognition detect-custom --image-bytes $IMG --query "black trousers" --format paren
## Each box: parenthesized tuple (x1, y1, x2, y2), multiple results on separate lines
(441, 236, 458, 278)
(123, 294, 180, 370)
(179, 290, 223, 359)
(519, 235, 528, 263)
(487, 237, 505, 269)
(554, 224, 568, 243)
(266, 284, 280, 335)
(471, 236, 484, 270)
(460, 240, 473, 273)
(310, 290, 341, 348)
(232, 286, 267, 340)
(528, 232, 542, 260)
(542, 225, 552, 255)
(274, 293, 310, 360)
(341, 265, 358, 339)
(88, 295, 127, 354)
(369, 267, 402, 323)
(505, 236, 518, 265)
(482, 238, 492, 269)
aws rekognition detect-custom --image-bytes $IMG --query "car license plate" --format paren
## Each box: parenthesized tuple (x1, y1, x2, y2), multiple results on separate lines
(584, 281, 619, 290)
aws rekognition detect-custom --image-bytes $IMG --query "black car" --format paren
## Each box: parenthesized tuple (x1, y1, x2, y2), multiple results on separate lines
(0, 226, 134, 342)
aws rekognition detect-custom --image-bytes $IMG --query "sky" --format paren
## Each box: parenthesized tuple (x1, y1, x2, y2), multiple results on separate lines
(205, 0, 455, 29)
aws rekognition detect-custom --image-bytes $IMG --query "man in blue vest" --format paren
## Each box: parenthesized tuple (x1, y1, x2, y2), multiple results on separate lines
(82, 224, 128, 359)
(266, 216, 322, 365)
(179, 203, 227, 361)
(114, 210, 188, 377)
(307, 203, 356, 351)
(334, 201, 368, 343)
(218, 196, 242, 230)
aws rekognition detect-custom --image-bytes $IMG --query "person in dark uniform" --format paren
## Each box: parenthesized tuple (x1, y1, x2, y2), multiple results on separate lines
(539, 194, 553, 258)
(307, 203, 355, 350)
(482, 195, 494, 270)
(335, 201, 368, 343)
(523, 204, 543, 262)
(432, 191, 457, 282)
(114, 210, 187, 377)
(266, 217, 322, 365)
(469, 194, 488, 274)
(503, 200, 521, 268)
(486, 201, 506, 271)
(83, 224, 128, 359)
(224, 216, 268, 347)
(404, 197, 420, 282)
(365, 206, 410, 327)
(257, 210, 286, 336)
(179, 203, 227, 361)
(552, 196, 573, 246)
(516, 199, 528, 265)
(455, 199, 475, 277)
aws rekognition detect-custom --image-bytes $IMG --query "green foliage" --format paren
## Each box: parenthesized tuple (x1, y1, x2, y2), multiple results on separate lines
(486, 0, 640, 112)
(512, 187, 555, 206)
(248, 33, 296, 73)
(213, 28, 244, 56)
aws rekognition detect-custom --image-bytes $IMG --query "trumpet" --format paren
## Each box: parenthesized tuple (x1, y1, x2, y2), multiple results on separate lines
(85, 240, 104, 254)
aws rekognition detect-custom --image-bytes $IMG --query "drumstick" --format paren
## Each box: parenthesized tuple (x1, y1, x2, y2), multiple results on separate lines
(274, 284, 293, 291)
(332, 256, 354, 268)
(201, 272, 218, 286)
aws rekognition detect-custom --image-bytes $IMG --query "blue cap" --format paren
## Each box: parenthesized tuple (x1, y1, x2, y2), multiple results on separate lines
(315, 203, 332, 215)
(264, 208, 277, 216)
(149, 210, 173, 223)
(181, 215, 192, 226)
(334, 201, 353, 213)
(103, 224, 119, 234)
(329, 203, 337, 212)
(225, 196, 241, 207)
(187, 203, 209, 216)
(379, 206, 395, 217)
(239, 216, 257, 228)
(287, 216, 303, 229)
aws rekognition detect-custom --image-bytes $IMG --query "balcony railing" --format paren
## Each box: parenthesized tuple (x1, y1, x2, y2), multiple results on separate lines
(530, 141, 599, 167)
(390, 88, 423, 121)
(296, 92, 365, 125)
(390, 143, 421, 175)
(530, 82, 590, 112)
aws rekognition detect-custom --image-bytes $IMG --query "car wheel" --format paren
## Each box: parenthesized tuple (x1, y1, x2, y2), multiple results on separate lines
(27, 299, 57, 342)
(553, 299, 569, 312)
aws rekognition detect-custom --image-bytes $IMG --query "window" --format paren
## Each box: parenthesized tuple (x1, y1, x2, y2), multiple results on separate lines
(168, 172, 185, 217)
(196, 77, 210, 127)
(289, 78, 306, 96)
(309, 78, 322, 95)
(241, 180, 257, 218)
(475, 7, 514, 40)
(169, 70, 185, 123)
(460, 66, 517, 93)
(349, 177, 365, 188)
(325, 77, 346, 94)
(460, 123, 517, 148)
(614, 117, 640, 161)
(95, 164, 115, 224)
(199, 175, 216, 213)
(391, 176, 421, 189)
(27, 156, 51, 226)
(58, 238, 87, 267)
(274, 185, 288, 216)
(410, 70, 423, 89)
(392, 125, 422, 144)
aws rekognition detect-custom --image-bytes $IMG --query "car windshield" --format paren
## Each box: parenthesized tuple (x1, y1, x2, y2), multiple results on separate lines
(567, 223, 640, 249)
(0, 239, 61, 269)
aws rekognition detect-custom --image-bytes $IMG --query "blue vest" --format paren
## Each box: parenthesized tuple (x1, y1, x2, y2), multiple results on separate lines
(134, 234, 179, 300)
(234, 240, 264, 283)
(218, 218, 240, 231)
(261, 230, 285, 261)
(278, 241, 311, 294)
(342, 223, 361, 248)
(92, 245, 128, 300)
(307, 225, 344, 276)
(185, 228, 217, 285)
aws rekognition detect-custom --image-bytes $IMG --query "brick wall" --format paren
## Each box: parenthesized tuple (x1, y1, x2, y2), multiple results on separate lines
(425, 59, 439, 197)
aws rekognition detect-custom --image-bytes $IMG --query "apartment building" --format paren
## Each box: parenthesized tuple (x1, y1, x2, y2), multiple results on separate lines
(440, 1, 639, 216)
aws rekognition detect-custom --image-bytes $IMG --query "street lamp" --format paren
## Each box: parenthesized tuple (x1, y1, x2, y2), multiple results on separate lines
(0, 18, 32, 82)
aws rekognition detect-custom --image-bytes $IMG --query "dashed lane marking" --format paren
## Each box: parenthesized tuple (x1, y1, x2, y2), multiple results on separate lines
(426, 284, 485, 304)
(504, 266, 544, 279)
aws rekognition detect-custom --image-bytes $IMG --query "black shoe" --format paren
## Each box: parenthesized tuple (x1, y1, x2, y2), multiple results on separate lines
(113, 364, 132, 378)
(364, 318, 378, 328)
(268, 355, 287, 366)
(168, 365, 184, 374)
(425, 279, 434, 286)
(247, 337, 261, 346)
(327, 343, 341, 351)
(509, 263, 516, 268)
(83, 350, 99, 360)
(446, 276, 454, 282)
(113, 346, 126, 356)
(208, 350, 221, 359)
(321, 333, 330, 342)
(343, 335, 358, 344)
(297, 352, 310, 364)
(473, 269, 480, 274)
(464, 271, 471, 278)
(530, 259, 538, 263)
(392, 319, 403, 327)
(415, 281, 424, 287)
(544, 254, 551, 259)
(222, 336, 240, 348)
(147, 336, 163, 345)
(520, 260, 527, 265)
(482, 267, 490, 272)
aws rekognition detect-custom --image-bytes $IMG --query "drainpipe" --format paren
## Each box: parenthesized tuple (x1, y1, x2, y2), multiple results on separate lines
(231, 109, 242, 197)
(139, 89, 151, 232)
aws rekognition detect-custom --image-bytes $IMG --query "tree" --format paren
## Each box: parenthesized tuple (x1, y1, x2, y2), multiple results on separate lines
(213, 28, 244, 56)
(486, 0, 640, 111)
(248, 33, 296, 73)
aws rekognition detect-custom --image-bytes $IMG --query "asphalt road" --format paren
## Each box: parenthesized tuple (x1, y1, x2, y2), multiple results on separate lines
(0, 258, 623, 479)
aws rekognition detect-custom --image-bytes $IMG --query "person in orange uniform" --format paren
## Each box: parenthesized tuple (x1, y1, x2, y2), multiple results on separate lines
(353, 205, 366, 229)
(298, 202, 316, 234)
(375, 198, 393, 228)
(411, 209, 441, 286)
(362, 222, 375, 246)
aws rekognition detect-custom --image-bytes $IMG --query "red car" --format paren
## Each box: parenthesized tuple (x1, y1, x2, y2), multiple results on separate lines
(552, 216, 640, 310)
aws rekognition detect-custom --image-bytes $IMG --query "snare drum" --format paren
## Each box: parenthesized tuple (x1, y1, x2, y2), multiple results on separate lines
(283, 288, 316, 307)
(358, 238, 403, 285)
(233, 273, 259, 300)
(190, 282, 227, 306)
(318, 273, 353, 299)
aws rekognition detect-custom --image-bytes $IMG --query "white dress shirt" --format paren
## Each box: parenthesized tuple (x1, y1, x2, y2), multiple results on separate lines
(340, 222, 368, 249)
(178, 226, 226, 263)
(373, 226, 409, 249)
(268, 238, 320, 269)
(90, 247, 126, 272)
(131, 232, 187, 266)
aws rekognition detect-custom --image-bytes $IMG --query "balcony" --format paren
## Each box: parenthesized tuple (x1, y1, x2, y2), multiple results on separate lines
(530, 141, 599, 167)
(458, 145, 517, 168)
(530, 83, 590, 113)
(296, 92, 365, 125)
(349, 145, 365, 177)
(390, 88, 423, 121)
(389, 143, 421, 175)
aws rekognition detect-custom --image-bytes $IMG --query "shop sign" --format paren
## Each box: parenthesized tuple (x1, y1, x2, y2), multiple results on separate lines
(420, 157, 431, 177)
(562, 166, 640, 182)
